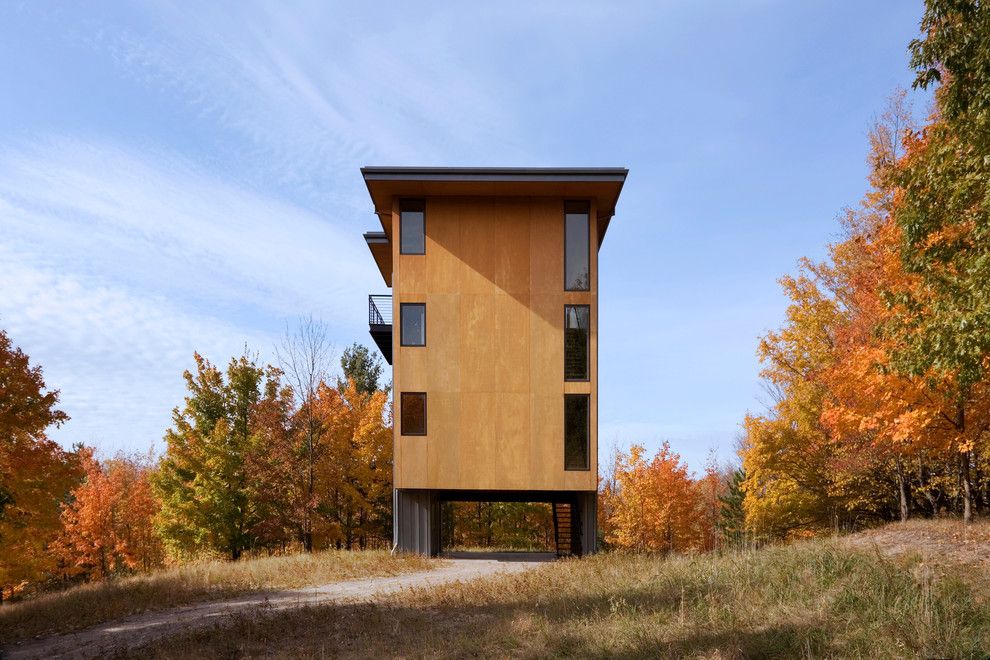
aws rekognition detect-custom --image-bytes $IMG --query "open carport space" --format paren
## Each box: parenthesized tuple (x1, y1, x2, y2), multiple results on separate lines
(429, 489, 597, 558)
(442, 551, 557, 562)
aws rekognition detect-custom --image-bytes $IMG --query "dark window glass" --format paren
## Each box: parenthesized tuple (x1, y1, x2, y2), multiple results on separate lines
(564, 202, 589, 291)
(564, 394, 589, 470)
(401, 392, 427, 435)
(564, 305, 590, 380)
(400, 199, 425, 255)
(401, 303, 426, 346)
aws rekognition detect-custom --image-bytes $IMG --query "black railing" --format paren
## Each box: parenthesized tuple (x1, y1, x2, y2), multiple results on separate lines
(369, 294, 392, 326)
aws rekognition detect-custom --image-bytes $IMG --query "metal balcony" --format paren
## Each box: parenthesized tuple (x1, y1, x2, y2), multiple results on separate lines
(368, 294, 392, 365)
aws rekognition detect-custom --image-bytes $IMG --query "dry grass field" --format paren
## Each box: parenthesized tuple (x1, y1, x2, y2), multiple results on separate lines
(0, 549, 434, 645)
(126, 520, 990, 659)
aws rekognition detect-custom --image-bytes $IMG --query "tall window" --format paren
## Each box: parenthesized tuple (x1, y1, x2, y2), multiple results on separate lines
(564, 201, 589, 291)
(400, 199, 425, 255)
(400, 303, 426, 346)
(564, 394, 589, 470)
(564, 305, 590, 381)
(401, 392, 427, 435)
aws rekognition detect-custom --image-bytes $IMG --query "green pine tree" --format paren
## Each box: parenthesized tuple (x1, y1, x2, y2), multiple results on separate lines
(339, 343, 385, 394)
(717, 468, 746, 546)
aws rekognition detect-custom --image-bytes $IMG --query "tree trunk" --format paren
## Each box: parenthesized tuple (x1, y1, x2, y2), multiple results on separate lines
(918, 455, 939, 515)
(895, 455, 910, 522)
(306, 418, 315, 553)
(954, 402, 972, 524)
(961, 451, 973, 524)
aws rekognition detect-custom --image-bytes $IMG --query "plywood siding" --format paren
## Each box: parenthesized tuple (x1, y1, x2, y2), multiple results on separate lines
(392, 196, 597, 492)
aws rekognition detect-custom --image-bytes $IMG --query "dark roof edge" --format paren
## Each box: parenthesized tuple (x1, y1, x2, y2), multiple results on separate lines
(363, 231, 389, 243)
(361, 166, 627, 183)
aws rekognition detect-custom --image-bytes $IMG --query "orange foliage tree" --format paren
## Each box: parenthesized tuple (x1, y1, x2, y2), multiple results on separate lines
(742, 7, 990, 533)
(602, 443, 715, 553)
(54, 449, 164, 579)
(0, 329, 82, 601)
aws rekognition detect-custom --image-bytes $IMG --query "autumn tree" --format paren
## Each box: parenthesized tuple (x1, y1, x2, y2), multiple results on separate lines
(244, 374, 298, 550)
(604, 443, 703, 553)
(741, 3, 990, 532)
(153, 351, 286, 560)
(741, 270, 851, 538)
(54, 450, 164, 580)
(276, 316, 334, 551)
(113, 454, 165, 571)
(697, 452, 725, 551)
(884, 0, 990, 521)
(0, 329, 82, 600)
(598, 444, 622, 549)
(313, 379, 392, 549)
(740, 84, 978, 535)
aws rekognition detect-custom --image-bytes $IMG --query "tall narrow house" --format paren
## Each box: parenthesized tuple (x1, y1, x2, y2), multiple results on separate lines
(362, 167, 627, 556)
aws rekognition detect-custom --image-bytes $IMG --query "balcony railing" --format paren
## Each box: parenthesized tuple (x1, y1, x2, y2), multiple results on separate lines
(368, 294, 393, 365)
(369, 294, 392, 326)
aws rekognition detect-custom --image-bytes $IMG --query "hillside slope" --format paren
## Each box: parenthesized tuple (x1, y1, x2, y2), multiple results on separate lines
(842, 518, 990, 570)
(130, 520, 990, 658)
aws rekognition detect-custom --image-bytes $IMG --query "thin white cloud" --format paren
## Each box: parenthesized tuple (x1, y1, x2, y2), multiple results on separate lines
(0, 244, 271, 453)
(0, 138, 372, 452)
(0, 137, 374, 327)
(91, 2, 531, 192)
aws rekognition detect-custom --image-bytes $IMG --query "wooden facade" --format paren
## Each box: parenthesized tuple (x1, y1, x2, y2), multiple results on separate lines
(362, 168, 626, 556)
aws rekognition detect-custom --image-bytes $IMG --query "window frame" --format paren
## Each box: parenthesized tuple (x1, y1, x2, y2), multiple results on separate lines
(399, 302, 427, 347)
(563, 200, 590, 292)
(399, 199, 426, 255)
(564, 304, 591, 382)
(563, 393, 590, 471)
(400, 392, 427, 436)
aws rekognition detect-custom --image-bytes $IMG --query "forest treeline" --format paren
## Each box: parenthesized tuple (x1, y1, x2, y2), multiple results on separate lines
(0, 322, 394, 601)
(740, 0, 990, 537)
(1, 323, 738, 600)
(595, 0, 990, 551)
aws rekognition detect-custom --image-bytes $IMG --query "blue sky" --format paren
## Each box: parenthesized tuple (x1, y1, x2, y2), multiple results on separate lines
(0, 1, 928, 471)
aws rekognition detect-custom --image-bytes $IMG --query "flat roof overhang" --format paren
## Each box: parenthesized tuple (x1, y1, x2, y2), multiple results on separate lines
(361, 166, 627, 246)
(364, 231, 392, 287)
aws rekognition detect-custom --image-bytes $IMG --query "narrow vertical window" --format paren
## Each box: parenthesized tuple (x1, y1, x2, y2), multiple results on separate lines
(401, 392, 427, 435)
(564, 305, 590, 381)
(564, 201, 589, 291)
(564, 394, 589, 470)
(400, 303, 426, 346)
(400, 199, 425, 255)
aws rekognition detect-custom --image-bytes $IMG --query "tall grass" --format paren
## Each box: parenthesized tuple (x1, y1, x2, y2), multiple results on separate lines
(133, 534, 990, 658)
(0, 549, 434, 645)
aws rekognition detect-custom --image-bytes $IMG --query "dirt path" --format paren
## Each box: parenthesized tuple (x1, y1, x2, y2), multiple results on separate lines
(841, 518, 990, 570)
(5, 556, 549, 660)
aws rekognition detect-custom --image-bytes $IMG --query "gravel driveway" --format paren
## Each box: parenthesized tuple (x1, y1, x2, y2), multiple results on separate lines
(5, 555, 550, 660)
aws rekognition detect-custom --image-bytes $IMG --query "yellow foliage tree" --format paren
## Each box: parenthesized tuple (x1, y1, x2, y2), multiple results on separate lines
(603, 443, 704, 553)
(313, 379, 392, 549)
